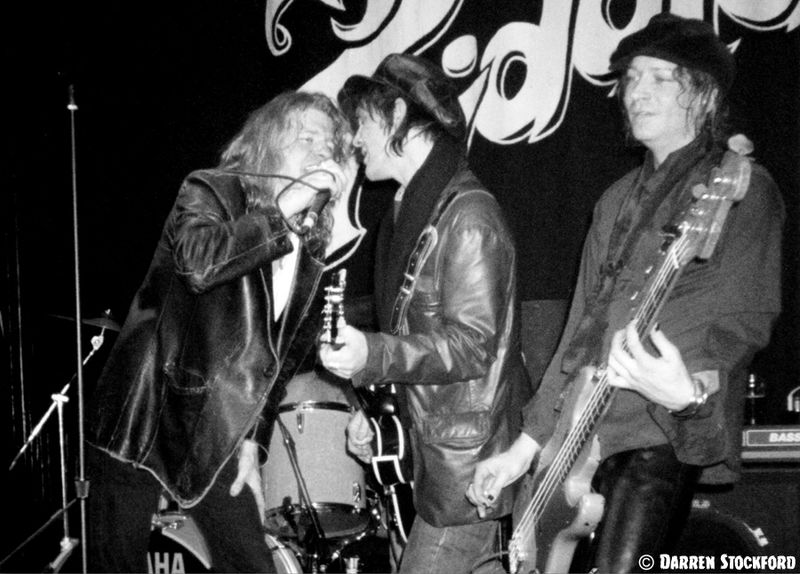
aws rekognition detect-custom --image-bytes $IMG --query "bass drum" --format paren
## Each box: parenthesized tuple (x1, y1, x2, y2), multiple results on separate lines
(676, 508, 766, 557)
(148, 512, 301, 574)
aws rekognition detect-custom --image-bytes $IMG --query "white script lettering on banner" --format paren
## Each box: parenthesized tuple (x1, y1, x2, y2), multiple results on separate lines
(266, 0, 799, 146)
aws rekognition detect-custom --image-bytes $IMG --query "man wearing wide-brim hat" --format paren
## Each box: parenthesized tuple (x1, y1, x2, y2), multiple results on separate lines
(468, 12, 784, 573)
(319, 52, 532, 573)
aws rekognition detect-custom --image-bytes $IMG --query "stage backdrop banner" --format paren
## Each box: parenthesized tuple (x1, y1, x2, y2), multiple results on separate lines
(2, 1, 798, 570)
(257, 0, 799, 401)
(262, 0, 799, 294)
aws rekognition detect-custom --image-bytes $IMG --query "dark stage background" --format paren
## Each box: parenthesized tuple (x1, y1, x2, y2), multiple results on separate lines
(3, 1, 798, 572)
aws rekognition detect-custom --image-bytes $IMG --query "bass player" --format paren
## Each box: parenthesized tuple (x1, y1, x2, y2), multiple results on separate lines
(467, 13, 784, 573)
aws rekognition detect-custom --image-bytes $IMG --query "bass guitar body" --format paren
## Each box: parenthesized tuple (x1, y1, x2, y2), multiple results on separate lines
(512, 367, 605, 574)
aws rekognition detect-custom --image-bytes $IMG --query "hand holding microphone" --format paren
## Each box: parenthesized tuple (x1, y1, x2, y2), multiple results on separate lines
(278, 157, 352, 234)
(298, 187, 331, 234)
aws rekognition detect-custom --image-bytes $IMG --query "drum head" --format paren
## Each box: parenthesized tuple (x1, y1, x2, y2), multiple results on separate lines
(278, 368, 359, 406)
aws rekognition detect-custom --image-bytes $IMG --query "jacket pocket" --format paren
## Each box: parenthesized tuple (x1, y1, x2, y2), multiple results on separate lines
(163, 362, 210, 394)
(160, 363, 211, 462)
(421, 411, 490, 448)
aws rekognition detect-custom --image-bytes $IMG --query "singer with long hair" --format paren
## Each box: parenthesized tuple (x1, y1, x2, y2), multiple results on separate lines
(86, 90, 356, 572)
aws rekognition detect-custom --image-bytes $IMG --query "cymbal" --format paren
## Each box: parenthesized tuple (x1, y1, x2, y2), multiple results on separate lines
(51, 312, 121, 331)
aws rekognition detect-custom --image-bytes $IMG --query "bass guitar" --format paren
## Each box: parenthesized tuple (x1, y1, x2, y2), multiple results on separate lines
(508, 149, 752, 574)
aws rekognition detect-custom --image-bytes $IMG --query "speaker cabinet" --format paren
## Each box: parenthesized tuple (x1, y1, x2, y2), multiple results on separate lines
(678, 463, 800, 558)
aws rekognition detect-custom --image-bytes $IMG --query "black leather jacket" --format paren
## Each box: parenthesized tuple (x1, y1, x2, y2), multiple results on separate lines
(89, 170, 327, 506)
(357, 157, 531, 527)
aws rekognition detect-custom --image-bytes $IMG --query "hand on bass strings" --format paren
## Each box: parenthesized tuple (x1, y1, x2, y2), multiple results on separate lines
(466, 433, 541, 518)
(606, 321, 696, 412)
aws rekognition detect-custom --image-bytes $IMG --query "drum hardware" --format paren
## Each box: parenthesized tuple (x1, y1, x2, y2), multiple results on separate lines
(8, 86, 99, 574)
(276, 416, 328, 572)
(152, 507, 189, 532)
(50, 309, 121, 332)
(2, 393, 80, 574)
(148, 513, 302, 574)
(8, 327, 109, 472)
(2, 315, 111, 573)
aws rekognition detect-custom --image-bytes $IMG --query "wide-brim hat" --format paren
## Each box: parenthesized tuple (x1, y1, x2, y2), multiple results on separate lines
(610, 12, 736, 92)
(338, 53, 466, 140)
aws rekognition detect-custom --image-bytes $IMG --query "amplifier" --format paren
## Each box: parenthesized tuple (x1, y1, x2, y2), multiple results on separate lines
(680, 464, 800, 558)
(741, 425, 800, 462)
(675, 426, 800, 559)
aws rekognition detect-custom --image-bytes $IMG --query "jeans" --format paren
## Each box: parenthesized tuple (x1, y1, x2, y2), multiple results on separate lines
(398, 514, 507, 574)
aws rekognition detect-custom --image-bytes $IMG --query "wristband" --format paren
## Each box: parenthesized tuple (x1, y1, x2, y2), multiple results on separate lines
(670, 376, 708, 419)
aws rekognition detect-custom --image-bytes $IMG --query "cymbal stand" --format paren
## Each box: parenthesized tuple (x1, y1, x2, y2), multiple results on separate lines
(66, 83, 90, 574)
(45, 392, 79, 573)
(0, 328, 107, 572)
(8, 328, 108, 472)
(1, 83, 95, 574)
(276, 417, 328, 572)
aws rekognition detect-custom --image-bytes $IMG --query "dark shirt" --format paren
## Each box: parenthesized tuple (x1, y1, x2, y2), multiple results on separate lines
(522, 137, 784, 482)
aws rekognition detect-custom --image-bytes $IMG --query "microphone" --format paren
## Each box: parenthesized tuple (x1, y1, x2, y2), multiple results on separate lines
(299, 188, 331, 234)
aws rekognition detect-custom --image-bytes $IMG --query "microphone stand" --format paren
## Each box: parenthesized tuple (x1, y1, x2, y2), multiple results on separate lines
(276, 417, 328, 572)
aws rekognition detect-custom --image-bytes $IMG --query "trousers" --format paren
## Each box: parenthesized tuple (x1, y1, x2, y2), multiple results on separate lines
(572, 443, 700, 573)
(86, 445, 275, 573)
(398, 514, 508, 574)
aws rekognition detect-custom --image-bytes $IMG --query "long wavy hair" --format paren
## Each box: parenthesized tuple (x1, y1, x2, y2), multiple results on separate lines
(219, 91, 352, 238)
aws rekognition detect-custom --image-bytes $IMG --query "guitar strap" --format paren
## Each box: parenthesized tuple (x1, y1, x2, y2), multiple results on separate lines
(388, 187, 478, 335)
(562, 142, 723, 371)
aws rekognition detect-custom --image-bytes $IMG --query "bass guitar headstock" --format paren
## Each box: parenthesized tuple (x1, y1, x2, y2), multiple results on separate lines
(682, 148, 751, 262)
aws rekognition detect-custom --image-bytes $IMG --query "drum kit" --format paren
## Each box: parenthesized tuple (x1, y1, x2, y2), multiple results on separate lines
(148, 369, 393, 574)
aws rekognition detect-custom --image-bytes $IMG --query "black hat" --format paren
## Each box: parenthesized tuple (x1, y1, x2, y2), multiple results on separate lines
(610, 13, 736, 92)
(338, 53, 466, 140)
